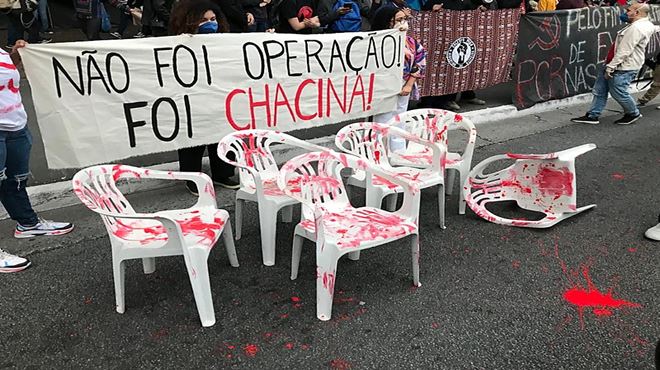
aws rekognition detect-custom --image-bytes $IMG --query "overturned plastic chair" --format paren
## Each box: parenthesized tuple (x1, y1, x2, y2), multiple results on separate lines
(279, 150, 422, 321)
(218, 130, 323, 266)
(386, 108, 477, 215)
(72, 165, 238, 327)
(336, 122, 447, 228)
(464, 144, 597, 228)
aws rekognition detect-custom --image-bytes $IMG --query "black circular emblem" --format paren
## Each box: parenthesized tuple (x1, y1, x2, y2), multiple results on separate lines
(446, 37, 476, 69)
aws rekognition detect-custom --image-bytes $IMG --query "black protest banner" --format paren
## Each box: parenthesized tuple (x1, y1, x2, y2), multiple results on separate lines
(513, 6, 660, 110)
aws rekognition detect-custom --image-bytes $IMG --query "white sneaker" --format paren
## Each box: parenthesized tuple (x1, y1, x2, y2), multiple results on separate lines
(644, 222, 660, 241)
(0, 249, 31, 273)
(14, 219, 74, 239)
(656, 105, 660, 110)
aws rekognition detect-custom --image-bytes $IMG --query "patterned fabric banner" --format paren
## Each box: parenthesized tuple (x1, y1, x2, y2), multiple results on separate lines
(410, 8, 522, 96)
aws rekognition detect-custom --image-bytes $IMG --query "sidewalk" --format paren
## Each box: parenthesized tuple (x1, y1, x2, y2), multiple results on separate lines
(1, 98, 658, 369)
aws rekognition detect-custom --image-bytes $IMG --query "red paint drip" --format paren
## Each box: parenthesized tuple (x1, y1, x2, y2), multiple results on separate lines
(501, 179, 533, 194)
(329, 358, 352, 369)
(150, 328, 169, 340)
(243, 344, 259, 357)
(111, 165, 142, 182)
(562, 265, 641, 328)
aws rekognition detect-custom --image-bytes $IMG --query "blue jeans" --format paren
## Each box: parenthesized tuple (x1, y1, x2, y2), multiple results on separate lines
(0, 127, 39, 226)
(587, 68, 639, 118)
(37, 0, 49, 32)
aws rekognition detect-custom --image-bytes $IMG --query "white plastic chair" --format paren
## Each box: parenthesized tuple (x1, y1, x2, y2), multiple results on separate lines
(335, 121, 447, 228)
(278, 150, 422, 321)
(463, 144, 597, 228)
(217, 130, 323, 266)
(72, 165, 238, 327)
(386, 108, 477, 215)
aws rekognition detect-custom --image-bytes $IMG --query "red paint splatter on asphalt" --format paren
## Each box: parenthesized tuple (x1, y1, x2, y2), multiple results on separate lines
(329, 358, 352, 369)
(431, 322, 440, 329)
(291, 296, 301, 303)
(611, 173, 625, 180)
(83, 297, 93, 304)
(555, 242, 641, 329)
(150, 328, 169, 340)
(627, 247, 637, 253)
(512, 260, 521, 269)
(280, 313, 289, 319)
(284, 342, 295, 350)
(243, 344, 259, 357)
(301, 344, 310, 350)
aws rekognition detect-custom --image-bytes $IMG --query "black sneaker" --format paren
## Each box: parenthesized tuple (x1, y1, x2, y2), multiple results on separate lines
(185, 181, 199, 196)
(571, 115, 599, 124)
(614, 113, 641, 125)
(213, 177, 240, 190)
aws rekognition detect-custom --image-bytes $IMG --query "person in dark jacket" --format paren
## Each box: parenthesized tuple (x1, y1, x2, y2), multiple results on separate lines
(555, 0, 585, 9)
(169, 0, 238, 193)
(74, 0, 130, 40)
(212, 0, 252, 32)
(243, 0, 271, 32)
(142, 0, 171, 36)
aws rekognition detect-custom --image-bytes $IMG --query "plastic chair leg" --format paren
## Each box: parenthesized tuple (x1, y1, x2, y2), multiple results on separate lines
(410, 234, 421, 287)
(184, 248, 215, 327)
(142, 257, 156, 274)
(112, 259, 126, 314)
(438, 185, 446, 228)
(446, 169, 456, 196)
(291, 234, 304, 280)
(235, 198, 244, 240)
(316, 249, 339, 321)
(281, 205, 293, 223)
(258, 207, 278, 266)
(221, 220, 239, 268)
(458, 169, 467, 215)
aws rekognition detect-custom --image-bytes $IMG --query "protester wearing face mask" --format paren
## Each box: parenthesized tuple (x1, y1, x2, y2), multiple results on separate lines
(371, 7, 426, 152)
(572, 2, 656, 125)
(168, 0, 239, 194)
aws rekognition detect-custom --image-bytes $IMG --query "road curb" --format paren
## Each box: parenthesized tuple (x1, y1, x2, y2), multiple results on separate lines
(0, 90, 610, 220)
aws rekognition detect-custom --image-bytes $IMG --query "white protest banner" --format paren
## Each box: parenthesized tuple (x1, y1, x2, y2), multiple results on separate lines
(19, 30, 404, 169)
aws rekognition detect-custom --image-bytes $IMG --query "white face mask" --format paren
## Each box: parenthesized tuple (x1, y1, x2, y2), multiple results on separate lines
(394, 20, 409, 30)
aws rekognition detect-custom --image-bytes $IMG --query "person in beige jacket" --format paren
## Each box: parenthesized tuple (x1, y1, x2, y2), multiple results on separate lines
(572, 2, 656, 125)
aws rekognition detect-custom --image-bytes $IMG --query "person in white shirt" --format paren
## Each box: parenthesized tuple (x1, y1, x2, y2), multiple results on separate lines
(571, 2, 656, 125)
(0, 40, 74, 274)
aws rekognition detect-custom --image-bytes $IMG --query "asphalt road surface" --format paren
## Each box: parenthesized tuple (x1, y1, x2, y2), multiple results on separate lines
(0, 99, 659, 369)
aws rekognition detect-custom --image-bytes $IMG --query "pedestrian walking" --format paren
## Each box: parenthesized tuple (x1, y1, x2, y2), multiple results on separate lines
(571, 2, 656, 125)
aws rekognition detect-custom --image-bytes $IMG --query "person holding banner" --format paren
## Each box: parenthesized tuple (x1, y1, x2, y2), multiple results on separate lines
(0, 41, 74, 273)
(169, 0, 239, 194)
(572, 2, 656, 125)
(371, 6, 427, 151)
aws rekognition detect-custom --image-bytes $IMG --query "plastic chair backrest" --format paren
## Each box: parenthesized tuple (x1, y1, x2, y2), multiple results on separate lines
(72, 165, 142, 233)
(466, 144, 596, 224)
(336, 122, 447, 171)
(335, 122, 391, 168)
(389, 108, 475, 162)
(279, 150, 421, 222)
(218, 130, 325, 191)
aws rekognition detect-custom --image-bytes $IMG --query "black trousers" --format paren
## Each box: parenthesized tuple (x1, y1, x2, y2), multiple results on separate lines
(78, 16, 101, 40)
(8, 11, 40, 43)
(178, 144, 235, 180)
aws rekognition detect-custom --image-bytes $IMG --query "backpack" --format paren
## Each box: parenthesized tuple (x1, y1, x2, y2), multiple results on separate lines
(330, 0, 361, 32)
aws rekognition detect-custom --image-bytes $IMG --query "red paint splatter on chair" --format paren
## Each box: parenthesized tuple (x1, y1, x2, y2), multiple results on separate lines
(534, 167, 574, 200)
